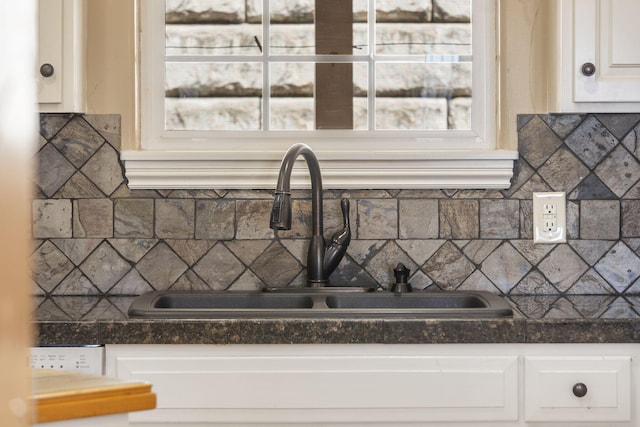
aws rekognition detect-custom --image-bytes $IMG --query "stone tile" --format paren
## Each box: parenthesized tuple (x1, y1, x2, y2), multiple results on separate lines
(155, 199, 195, 239)
(169, 270, 211, 291)
(422, 241, 475, 290)
(81, 144, 124, 196)
(108, 238, 157, 262)
(510, 240, 554, 265)
(511, 173, 553, 200)
(594, 113, 640, 140)
(537, 245, 589, 292)
(568, 240, 616, 265)
(461, 240, 501, 264)
(519, 199, 533, 239)
(236, 200, 274, 239)
(458, 270, 500, 293)
(439, 199, 478, 239)
(567, 269, 615, 294)
(33, 199, 72, 238)
(540, 114, 586, 138)
(192, 243, 246, 289)
(227, 269, 265, 291)
(595, 242, 640, 292)
(365, 241, 419, 290)
(567, 201, 580, 239)
(517, 114, 534, 130)
(568, 173, 617, 200)
(32, 241, 75, 292)
(480, 200, 519, 239)
(249, 242, 300, 287)
(510, 270, 557, 295)
(398, 199, 438, 239)
(622, 200, 640, 237)
(167, 189, 220, 198)
(502, 159, 535, 198)
(580, 200, 620, 240)
(600, 297, 640, 319)
(83, 114, 121, 150)
(346, 240, 387, 264)
(166, 239, 215, 266)
(357, 199, 398, 239)
(594, 145, 640, 197)
(621, 122, 640, 156)
(40, 114, 73, 139)
(51, 116, 106, 168)
(195, 199, 235, 240)
(73, 199, 113, 238)
(36, 144, 76, 197)
(565, 115, 619, 168)
(56, 172, 105, 198)
(396, 239, 445, 266)
(518, 115, 563, 168)
(51, 238, 102, 266)
(79, 242, 131, 292)
(52, 269, 99, 296)
(114, 199, 154, 238)
(567, 295, 615, 318)
(537, 147, 589, 192)
(481, 242, 531, 294)
(82, 298, 128, 321)
(226, 240, 273, 266)
(329, 256, 377, 287)
(109, 269, 155, 295)
(136, 242, 188, 290)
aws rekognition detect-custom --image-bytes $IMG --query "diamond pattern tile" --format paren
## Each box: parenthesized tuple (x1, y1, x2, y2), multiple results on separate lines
(30, 112, 640, 315)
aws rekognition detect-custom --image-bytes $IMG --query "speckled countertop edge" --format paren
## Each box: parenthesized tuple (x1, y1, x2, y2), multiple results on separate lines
(35, 317, 640, 345)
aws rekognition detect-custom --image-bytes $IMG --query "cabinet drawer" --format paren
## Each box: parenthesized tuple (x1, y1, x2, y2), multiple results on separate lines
(110, 347, 518, 424)
(525, 356, 631, 422)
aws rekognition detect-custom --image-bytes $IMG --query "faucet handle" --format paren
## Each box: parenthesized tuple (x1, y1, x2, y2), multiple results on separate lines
(340, 198, 350, 229)
(323, 198, 352, 276)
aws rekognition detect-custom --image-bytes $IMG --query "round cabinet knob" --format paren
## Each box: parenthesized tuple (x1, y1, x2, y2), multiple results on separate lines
(572, 382, 588, 398)
(581, 62, 596, 77)
(40, 63, 55, 78)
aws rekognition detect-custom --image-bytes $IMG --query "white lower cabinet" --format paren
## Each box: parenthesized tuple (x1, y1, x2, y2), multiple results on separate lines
(105, 344, 638, 426)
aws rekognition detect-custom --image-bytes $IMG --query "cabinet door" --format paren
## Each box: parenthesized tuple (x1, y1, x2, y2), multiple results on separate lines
(37, 0, 63, 104)
(573, 0, 640, 102)
(107, 345, 518, 425)
(525, 356, 631, 422)
(37, 0, 86, 112)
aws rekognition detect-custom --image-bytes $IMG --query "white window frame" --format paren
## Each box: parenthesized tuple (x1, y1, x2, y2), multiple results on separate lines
(122, 0, 517, 189)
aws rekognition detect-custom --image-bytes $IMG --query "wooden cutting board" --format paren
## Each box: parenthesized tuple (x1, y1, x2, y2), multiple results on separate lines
(32, 369, 156, 423)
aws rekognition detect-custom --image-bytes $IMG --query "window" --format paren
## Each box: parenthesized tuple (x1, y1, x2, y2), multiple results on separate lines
(123, 0, 517, 189)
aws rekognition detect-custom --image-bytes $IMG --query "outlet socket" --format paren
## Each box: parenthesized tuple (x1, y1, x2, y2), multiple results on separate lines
(533, 192, 566, 243)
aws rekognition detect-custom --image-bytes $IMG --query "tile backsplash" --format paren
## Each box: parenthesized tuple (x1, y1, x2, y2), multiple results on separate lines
(34, 113, 640, 303)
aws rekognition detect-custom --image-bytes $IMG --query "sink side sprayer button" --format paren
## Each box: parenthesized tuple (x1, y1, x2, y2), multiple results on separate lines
(391, 263, 412, 293)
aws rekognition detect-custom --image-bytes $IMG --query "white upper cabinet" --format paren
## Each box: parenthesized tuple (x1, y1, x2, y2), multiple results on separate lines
(37, 0, 86, 113)
(553, 0, 640, 112)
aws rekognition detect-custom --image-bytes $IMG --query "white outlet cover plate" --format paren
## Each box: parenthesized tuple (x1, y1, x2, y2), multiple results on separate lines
(533, 192, 566, 243)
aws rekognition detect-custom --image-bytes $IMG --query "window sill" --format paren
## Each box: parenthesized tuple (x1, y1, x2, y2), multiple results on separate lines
(121, 149, 518, 189)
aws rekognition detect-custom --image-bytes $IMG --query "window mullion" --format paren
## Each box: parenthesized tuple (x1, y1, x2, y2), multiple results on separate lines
(262, 0, 270, 130)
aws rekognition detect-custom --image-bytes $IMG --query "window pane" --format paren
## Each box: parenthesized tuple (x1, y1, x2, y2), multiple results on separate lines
(270, 63, 314, 130)
(375, 62, 471, 130)
(375, 0, 471, 55)
(165, 1, 262, 56)
(165, 62, 262, 130)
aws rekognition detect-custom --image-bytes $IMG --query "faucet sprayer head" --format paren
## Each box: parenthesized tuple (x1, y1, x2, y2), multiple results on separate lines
(269, 191, 292, 230)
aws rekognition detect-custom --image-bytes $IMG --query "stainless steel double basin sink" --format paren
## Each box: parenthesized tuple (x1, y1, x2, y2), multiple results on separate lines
(128, 289, 513, 319)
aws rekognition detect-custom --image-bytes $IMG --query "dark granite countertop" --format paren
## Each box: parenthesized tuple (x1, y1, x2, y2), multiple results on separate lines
(34, 295, 640, 345)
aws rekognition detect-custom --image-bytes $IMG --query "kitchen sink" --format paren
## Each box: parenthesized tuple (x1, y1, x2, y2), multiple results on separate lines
(128, 290, 513, 319)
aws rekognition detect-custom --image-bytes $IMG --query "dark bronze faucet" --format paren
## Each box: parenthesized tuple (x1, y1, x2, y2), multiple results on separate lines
(270, 143, 351, 286)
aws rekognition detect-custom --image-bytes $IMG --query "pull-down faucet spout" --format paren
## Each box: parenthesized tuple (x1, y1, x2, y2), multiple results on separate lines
(270, 143, 351, 286)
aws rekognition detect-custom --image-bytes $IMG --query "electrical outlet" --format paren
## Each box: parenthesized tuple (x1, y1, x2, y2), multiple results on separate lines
(533, 192, 566, 243)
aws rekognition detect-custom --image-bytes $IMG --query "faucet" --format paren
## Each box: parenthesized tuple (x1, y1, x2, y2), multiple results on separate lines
(270, 143, 351, 287)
